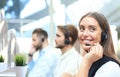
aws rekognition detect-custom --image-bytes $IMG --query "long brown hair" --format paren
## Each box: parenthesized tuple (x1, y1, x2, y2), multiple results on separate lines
(79, 12, 120, 63)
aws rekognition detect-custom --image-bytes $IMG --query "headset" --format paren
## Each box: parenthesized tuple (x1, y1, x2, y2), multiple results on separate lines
(101, 32, 107, 41)
(39, 35, 45, 43)
(64, 26, 71, 44)
(41, 37, 45, 42)
(101, 31, 107, 42)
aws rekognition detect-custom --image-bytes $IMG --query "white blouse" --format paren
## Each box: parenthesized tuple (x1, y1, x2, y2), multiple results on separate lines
(94, 61, 120, 77)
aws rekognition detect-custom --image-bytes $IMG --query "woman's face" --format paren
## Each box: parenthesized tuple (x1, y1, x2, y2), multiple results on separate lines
(78, 16, 102, 51)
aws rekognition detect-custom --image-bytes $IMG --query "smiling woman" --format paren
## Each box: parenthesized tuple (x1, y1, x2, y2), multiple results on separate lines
(78, 16, 102, 51)
(76, 12, 120, 77)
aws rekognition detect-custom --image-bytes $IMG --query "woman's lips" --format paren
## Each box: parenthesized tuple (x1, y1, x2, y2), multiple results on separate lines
(82, 39, 93, 43)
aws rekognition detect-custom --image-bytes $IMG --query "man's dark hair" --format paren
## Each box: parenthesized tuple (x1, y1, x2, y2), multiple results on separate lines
(32, 28, 48, 39)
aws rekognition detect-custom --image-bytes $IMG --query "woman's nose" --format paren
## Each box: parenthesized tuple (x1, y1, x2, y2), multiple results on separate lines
(82, 30, 89, 36)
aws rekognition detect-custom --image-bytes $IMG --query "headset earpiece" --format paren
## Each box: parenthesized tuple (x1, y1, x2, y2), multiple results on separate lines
(65, 39, 70, 44)
(64, 26, 71, 44)
(41, 38, 44, 42)
(65, 33, 70, 44)
(101, 31, 107, 42)
(39, 36, 45, 43)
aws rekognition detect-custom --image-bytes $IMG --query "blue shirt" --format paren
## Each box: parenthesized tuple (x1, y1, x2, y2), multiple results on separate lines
(28, 45, 60, 77)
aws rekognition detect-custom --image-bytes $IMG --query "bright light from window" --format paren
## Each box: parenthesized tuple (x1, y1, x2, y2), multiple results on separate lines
(20, 0, 46, 18)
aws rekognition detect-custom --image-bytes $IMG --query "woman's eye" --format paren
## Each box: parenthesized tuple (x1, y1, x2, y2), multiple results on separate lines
(79, 27, 85, 32)
(90, 27, 96, 32)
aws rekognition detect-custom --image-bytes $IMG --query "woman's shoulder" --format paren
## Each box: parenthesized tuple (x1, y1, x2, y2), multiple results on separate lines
(89, 56, 120, 77)
(97, 56, 120, 72)
(95, 61, 120, 77)
(100, 61, 120, 69)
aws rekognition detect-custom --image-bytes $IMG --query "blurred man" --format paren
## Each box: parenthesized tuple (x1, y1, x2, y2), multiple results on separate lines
(53, 24, 82, 77)
(27, 28, 60, 77)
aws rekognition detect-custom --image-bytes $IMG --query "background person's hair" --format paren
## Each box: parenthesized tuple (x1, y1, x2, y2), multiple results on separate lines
(79, 12, 120, 63)
(57, 24, 78, 45)
(32, 28, 48, 42)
